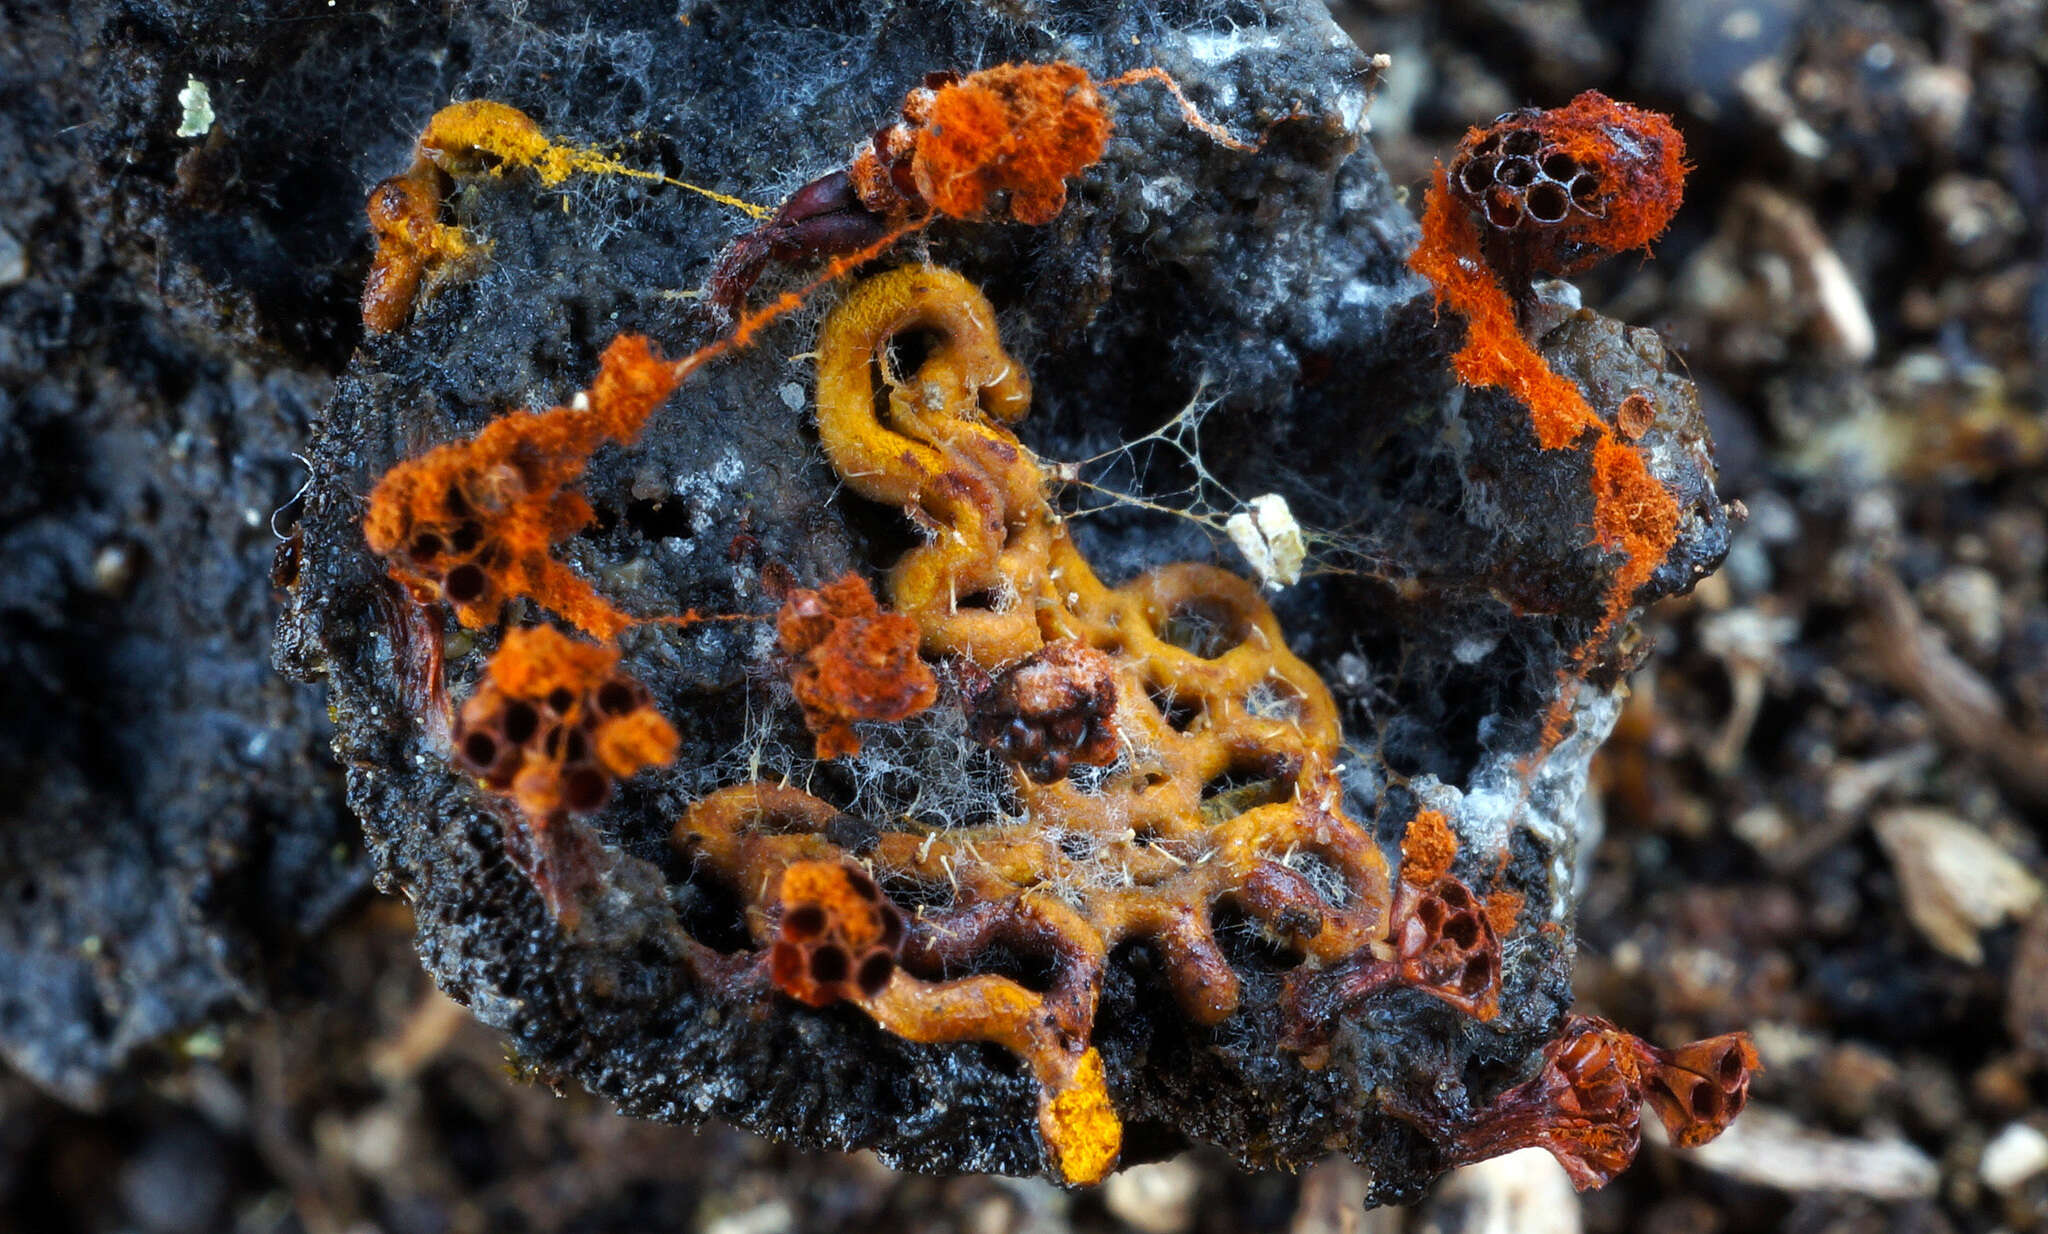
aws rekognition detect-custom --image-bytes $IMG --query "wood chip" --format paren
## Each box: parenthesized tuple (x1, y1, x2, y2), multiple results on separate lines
(1681, 1105, 1939, 1198)
(1875, 808, 2043, 965)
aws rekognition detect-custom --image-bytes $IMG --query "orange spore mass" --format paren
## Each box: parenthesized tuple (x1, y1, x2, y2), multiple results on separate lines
(1483, 889, 1525, 937)
(1535, 91, 1687, 261)
(361, 169, 465, 335)
(487, 623, 615, 701)
(1590, 435, 1681, 610)
(1412, 168, 1601, 452)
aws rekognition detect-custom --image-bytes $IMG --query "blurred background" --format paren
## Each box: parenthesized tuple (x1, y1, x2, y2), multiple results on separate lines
(3, 0, 2045, 1231)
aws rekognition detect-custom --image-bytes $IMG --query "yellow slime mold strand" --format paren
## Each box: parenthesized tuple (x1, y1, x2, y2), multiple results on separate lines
(416, 100, 771, 219)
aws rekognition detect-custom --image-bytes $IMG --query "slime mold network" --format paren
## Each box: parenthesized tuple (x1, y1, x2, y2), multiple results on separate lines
(277, 0, 1754, 1203)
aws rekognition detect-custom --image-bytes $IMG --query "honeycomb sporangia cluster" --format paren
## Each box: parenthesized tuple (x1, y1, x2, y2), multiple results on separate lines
(1279, 808, 1512, 1064)
(362, 333, 683, 640)
(1410, 92, 1688, 689)
(1442, 1015, 1760, 1189)
(963, 641, 1121, 783)
(1445, 92, 1687, 305)
(451, 625, 679, 922)
(452, 625, 678, 819)
(769, 859, 908, 1006)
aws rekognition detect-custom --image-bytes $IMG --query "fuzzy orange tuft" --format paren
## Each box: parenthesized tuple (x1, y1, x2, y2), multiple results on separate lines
(1412, 168, 1603, 451)
(909, 63, 1113, 225)
(1590, 435, 1682, 611)
(777, 574, 938, 760)
(1484, 889, 1525, 937)
(1399, 808, 1460, 887)
(1536, 91, 1687, 261)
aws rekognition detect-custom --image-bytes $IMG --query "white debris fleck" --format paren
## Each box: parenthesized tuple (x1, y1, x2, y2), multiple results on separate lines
(1224, 492, 1305, 589)
(1452, 634, 1498, 664)
(778, 382, 805, 411)
(0, 227, 26, 288)
(703, 1201, 794, 1234)
(1139, 174, 1193, 215)
(176, 77, 214, 138)
(674, 449, 747, 509)
(1183, 28, 1285, 65)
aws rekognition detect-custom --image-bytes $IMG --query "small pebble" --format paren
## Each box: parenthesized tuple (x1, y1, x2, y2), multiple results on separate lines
(1103, 1157, 1199, 1234)
(92, 543, 137, 596)
(0, 227, 25, 287)
(1979, 1123, 2048, 1192)
(1416, 1147, 1580, 1234)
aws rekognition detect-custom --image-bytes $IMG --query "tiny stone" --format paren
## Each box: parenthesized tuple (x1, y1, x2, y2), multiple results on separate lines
(1875, 809, 2044, 965)
(702, 1200, 795, 1234)
(1971, 1056, 2034, 1119)
(1419, 1147, 1581, 1234)
(1979, 1123, 2048, 1192)
(1816, 1042, 1898, 1126)
(92, 543, 136, 596)
(1102, 1157, 1199, 1234)
(0, 227, 25, 287)
(1685, 1105, 1939, 1198)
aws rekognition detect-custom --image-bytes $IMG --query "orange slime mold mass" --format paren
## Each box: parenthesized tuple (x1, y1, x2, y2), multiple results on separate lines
(848, 61, 1251, 230)
(361, 333, 681, 640)
(1408, 92, 1687, 628)
(776, 573, 939, 760)
(351, 74, 1749, 1191)
(852, 63, 1114, 226)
